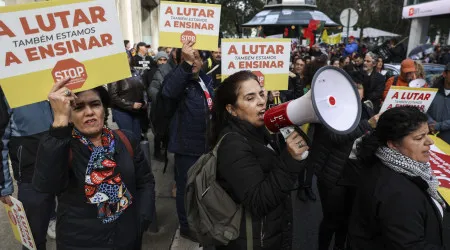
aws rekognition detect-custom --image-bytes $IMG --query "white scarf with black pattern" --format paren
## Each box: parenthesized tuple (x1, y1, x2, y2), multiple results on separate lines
(376, 146, 445, 208)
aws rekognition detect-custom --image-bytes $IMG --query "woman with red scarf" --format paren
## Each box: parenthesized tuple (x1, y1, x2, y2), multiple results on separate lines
(33, 79, 155, 250)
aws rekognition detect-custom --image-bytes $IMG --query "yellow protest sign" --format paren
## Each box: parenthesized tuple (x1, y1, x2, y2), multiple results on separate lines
(0, 0, 130, 108)
(221, 38, 291, 91)
(3, 197, 36, 250)
(159, 1, 221, 51)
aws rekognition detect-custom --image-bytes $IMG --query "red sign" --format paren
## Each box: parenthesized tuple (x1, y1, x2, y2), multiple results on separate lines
(180, 30, 196, 43)
(409, 8, 415, 16)
(253, 71, 265, 87)
(429, 150, 450, 189)
(52, 58, 88, 90)
(8, 211, 17, 226)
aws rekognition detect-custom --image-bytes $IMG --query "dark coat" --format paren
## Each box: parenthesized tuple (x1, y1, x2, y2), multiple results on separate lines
(131, 54, 155, 69)
(109, 69, 146, 114)
(162, 62, 214, 156)
(427, 77, 450, 144)
(0, 87, 10, 195)
(33, 127, 155, 250)
(349, 162, 444, 250)
(362, 71, 385, 112)
(280, 74, 305, 102)
(202, 58, 222, 89)
(216, 118, 305, 250)
(308, 110, 372, 189)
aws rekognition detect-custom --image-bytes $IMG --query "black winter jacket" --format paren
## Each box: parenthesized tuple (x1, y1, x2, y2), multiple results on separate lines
(349, 162, 445, 250)
(362, 71, 385, 113)
(308, 110, 372, 189)
(109, 69, 146, 114)
(33, 127, 155, 250)
(131, 54, 155, 69)
(162, 62, 214, 156)
(216, 118, 305, 250)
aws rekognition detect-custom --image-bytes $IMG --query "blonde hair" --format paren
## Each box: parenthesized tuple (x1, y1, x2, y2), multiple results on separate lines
(414, 60, 425, 79)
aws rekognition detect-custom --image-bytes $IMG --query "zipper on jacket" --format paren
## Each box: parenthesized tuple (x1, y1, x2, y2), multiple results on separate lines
(17, 145, 23, 182)
(260, 216, 266, 248)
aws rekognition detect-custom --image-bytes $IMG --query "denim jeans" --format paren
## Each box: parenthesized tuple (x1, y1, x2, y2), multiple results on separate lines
(112, 109, 141, 140)
(174, 154, 199, 231)
(18, 183, 56, 250)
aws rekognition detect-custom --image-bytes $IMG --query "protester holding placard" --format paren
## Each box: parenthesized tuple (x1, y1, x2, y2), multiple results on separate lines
(132, 42, 155, 70)
(350, 107, 444, 249)
(0, 97, 58, 250)
(428, 63, 450, 144)
(383, 59, 417, 100)
(32, 81, 155, 249)
(161, 40, 214, 240)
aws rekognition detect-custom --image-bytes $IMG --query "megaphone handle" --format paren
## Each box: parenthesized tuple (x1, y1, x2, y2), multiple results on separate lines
(301, 151, 309, 160)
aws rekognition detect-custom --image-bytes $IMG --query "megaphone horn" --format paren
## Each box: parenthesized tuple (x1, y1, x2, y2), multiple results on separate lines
(264, 66, 362, 135)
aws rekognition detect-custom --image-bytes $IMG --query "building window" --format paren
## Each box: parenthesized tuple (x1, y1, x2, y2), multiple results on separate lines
(406, 0, 437, 6)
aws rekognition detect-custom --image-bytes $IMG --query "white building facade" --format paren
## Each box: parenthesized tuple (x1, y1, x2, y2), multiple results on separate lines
(403, 0, 450, 54)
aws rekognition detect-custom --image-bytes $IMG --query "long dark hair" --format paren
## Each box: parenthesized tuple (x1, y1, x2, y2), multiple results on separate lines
(210, 71, 258, 145)
(303, 55, 327, 85)
(357, 107, 428, 164)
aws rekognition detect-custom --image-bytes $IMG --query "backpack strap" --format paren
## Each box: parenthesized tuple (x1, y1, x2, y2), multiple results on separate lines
(69, 129, 134, 168)
(245, 209, 253, 250)
(393, 75, 399, 86)
(212, 132, 235, 155)
(114, 129, 134, 158)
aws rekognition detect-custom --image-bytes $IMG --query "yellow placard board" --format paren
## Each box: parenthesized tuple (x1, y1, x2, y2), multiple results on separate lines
(158, 1, 221, 51)
(0, 0, 130, 108)
(3, 197, 36, 250)
(221, 38, 291, 91)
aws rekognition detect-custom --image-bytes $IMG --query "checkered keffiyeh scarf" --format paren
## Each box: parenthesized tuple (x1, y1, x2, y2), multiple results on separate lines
(376, 146, 445, 208)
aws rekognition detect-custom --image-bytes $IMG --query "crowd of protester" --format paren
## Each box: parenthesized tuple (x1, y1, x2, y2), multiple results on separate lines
(0, 36, 449, 250)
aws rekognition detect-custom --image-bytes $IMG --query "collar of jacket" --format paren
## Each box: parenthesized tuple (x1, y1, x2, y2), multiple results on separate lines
(226, 116, 272, 146)
(434, 77, 449, 95)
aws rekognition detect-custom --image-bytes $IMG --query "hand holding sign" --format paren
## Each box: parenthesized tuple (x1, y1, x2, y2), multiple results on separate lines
(48, 78, 77, 127)
(0, 196, 13, 207)
(182, 40, 196, 65)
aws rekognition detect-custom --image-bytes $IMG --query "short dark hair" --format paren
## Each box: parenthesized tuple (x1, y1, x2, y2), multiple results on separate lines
(124, 40, 130, 47)
(75, 86, 110, 124)
(294, 57, 305, 65)
(357, 107, 428, 164)
(176, 48, 204, 65)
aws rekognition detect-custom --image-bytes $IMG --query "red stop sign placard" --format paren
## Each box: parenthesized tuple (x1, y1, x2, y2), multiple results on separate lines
(52, 58, 88, 90)
(253, 71, 265, 87)
(180, 30, 196, 43)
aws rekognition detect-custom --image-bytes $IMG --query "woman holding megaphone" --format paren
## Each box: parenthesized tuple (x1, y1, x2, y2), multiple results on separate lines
(211, 71, 309, 249)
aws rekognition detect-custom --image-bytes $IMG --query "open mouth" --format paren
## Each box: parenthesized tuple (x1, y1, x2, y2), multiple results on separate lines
(258, 109, 266, 120)
(85, 118, 97, 125)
